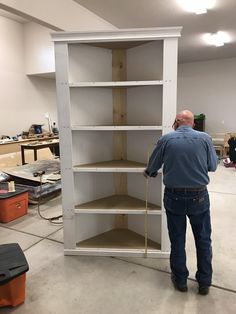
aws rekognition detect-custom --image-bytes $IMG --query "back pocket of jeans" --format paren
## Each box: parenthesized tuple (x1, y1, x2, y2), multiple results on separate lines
(164, 193, 186, 215)
(189, 193, 210, 214)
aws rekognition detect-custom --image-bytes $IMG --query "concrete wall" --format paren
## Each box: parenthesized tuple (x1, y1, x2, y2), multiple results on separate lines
(178, 58, 236, 134)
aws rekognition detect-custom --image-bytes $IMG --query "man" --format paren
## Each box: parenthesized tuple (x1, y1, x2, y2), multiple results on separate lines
(144, 110, 218, 295)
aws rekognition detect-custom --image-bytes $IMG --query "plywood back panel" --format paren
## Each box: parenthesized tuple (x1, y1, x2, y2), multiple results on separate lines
(127, 41, 163, 81)
(127, 86, 162, 125)
(76, 214, 114, 243)
(112, 49, 128, 228)
(74, 173, 113, 205)
(70, 88, 113, 125)
(127, 173, 162, 206)
(127, 131, 161, 164)
(72, 131, 113, 165)
(112, 49, 127, 194)
(128, 215, 161, 244)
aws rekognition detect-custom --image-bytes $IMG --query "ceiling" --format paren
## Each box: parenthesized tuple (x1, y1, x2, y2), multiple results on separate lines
(0, 9, 27, 23)
(74, 0, 236, 63)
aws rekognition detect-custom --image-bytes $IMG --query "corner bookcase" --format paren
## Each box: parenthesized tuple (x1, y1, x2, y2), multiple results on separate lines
(52, 27, 181, 257)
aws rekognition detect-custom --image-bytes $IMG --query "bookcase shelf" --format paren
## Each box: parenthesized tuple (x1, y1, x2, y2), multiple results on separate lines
(77, 228, 161, 250)
(73, 160, 146, 172)
(69, 80, 163, 88)
(71, 125, 163, 131)
(75, 194, 161, 214)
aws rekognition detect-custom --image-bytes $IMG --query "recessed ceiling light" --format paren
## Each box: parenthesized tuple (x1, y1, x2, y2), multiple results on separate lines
(203, 31, 230, 47)
(177, 0, 215, 14)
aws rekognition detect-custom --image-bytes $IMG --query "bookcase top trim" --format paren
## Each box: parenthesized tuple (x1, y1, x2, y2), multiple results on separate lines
(51, 27, 182, 43)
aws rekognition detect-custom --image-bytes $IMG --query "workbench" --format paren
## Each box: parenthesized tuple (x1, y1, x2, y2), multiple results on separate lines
(20, 139, 59, 165)
(0, 137, 58, 155)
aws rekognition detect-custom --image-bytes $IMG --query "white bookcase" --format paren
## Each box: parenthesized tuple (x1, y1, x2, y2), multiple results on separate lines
(52, 27, 181, 257)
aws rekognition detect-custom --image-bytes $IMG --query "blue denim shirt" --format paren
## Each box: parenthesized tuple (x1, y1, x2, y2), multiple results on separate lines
(146, 126, 218, 187)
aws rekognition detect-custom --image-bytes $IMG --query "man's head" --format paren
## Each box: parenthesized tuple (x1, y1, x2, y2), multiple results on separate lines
(173, 110, 194, 130)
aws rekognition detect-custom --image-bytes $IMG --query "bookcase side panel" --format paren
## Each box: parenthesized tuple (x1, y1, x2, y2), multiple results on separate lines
(68, 44, 112, 82)
(54, 42, 76, 249)
(161, 37, 179, 251)
(162, 38, 178, 134)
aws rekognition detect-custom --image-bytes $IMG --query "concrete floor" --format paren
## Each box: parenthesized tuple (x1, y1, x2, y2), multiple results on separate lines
(0, 164, 236, 313)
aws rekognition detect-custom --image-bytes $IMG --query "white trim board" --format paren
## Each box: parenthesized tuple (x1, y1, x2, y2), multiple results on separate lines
(52, 27, 182, 43)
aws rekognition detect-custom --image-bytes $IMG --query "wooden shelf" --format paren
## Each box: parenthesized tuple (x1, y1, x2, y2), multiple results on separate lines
(71, 125, 162, 131)
(77, 228, 161, 250)
(73, 160, 146, 172)
(75, 194, 161, 214)
(69, 80, 163, 88)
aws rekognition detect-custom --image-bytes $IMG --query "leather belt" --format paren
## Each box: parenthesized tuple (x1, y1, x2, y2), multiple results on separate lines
(166, 186, 206, 192)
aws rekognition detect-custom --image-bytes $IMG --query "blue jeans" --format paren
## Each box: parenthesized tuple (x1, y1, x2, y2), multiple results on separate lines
(164, 188, 212, 287)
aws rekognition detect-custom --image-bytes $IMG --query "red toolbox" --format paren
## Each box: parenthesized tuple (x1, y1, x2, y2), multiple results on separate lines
(0, 243, 29, 307)
(0, 183, 28, 223)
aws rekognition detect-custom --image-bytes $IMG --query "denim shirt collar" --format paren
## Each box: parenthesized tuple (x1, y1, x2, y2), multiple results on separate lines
(176, 125, 193, 132)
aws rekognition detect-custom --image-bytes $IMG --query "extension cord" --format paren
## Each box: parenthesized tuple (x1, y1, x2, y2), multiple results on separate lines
(35, 171, 63, 225)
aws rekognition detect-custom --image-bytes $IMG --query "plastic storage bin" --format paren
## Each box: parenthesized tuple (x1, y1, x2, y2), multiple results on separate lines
(0, 183, 28, 223)
(0, 243, 29, 307)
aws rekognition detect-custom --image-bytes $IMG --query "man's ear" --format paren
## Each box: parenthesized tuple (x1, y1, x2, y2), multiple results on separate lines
(172, 119, 177, 130)
(172, 119, 179, 130)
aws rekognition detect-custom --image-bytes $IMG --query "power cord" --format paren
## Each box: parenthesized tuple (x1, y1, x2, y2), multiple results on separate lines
(33, 171, 63, 225)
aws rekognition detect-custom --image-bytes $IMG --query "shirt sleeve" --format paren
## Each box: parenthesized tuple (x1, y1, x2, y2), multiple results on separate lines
(145, 137, 165, 177)
(206, 136, 218, 172)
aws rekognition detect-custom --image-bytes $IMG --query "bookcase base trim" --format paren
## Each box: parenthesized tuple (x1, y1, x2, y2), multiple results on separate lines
(74, 167, 145, 173)
(75, 209, 162, 215)
(64, 248, 170, 258)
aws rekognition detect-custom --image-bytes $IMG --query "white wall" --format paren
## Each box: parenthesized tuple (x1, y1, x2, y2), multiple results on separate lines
(178, 58, 236, 134)
(0, 0, 117, 137)
(24, 22, 55, 75)
(0, 16, 57, 136)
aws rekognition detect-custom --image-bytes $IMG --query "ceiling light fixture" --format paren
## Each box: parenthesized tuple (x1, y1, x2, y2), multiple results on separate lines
(177, 0, 215, 14)
(203, 31, 230, 47)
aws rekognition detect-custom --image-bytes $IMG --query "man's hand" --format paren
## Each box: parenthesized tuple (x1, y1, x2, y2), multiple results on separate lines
(143, 169, 158, 178)
(143, 169, 149, 178)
